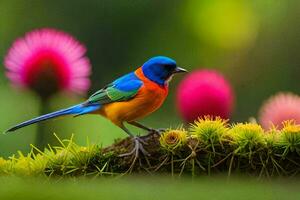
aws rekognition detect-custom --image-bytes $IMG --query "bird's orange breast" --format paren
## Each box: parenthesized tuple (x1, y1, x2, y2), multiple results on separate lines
(98, 68, 168, 126)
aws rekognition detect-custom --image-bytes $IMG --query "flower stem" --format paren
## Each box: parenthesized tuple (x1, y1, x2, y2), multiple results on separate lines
(35, 98, 51, 150)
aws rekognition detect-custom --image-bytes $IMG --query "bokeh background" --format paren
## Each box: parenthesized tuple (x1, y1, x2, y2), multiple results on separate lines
(0, 0, 300, 157)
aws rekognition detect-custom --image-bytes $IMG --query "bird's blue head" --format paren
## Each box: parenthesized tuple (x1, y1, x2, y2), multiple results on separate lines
(142, 56, 187, 86)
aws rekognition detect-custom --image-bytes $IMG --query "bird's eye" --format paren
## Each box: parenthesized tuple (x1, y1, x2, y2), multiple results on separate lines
(164, 64, 175, 71)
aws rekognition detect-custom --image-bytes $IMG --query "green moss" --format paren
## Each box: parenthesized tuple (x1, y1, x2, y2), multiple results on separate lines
(159, 128, 188, 154)
(229, 123, 266, 155)
(1, 119, 300, 177)
(189, 116, 229, 155)
(278, 121, 300, 157)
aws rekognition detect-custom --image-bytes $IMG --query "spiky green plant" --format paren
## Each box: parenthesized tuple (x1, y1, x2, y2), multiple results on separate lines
(227, 123, 266, 176)
(9, 151, 48, 176)
(264, 127, 280, 148)
(41, 134, 101, 176)
(190, 116, 228, 150)
(262, 128, 285, 177)
(159, 128, 188, 154)
(229, 123, 266, 155)
(0, 157, 13, 175)
(66, 144, 99, 176)
(278, 120, 300, 157)
(189, 117, 229, 175)
(46, 149, 73, 176)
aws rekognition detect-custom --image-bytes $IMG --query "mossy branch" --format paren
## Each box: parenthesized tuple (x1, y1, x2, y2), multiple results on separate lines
(1, 117, 300, 178)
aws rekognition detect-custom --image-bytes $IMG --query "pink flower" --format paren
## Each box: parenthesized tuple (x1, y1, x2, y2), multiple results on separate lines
(176, 69, 234, 123)
(259, 92, 300, 129)
(4, 28, 91, 98)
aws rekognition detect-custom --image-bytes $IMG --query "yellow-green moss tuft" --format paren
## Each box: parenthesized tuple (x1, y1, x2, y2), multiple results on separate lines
(0, 157, 12, 175)
(264, 127, 280, 148)
(159, 128, 188, 154)
(229, 123, 266, 154)
(278, 120, 300, 156)
(190, 116, 228, 146)
(9, 151, 48, 176)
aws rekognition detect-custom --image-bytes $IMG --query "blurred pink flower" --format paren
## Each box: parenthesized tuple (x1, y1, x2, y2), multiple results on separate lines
(259, 92, 300, 129)
(4, 28, 91, 98)
(176, 69, 234, 123)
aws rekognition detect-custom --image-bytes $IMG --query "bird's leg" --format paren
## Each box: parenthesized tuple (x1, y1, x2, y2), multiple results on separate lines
(119, 123, 150, 158)
(128, 121, 165, 136)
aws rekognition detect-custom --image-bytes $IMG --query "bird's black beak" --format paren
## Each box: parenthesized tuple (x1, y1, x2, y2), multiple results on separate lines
(173, 66, 188, 74)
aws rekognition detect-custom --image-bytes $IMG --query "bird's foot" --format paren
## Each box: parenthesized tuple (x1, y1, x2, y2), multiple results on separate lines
(119, 136, 150, 158)
(119, 136, 150, 173)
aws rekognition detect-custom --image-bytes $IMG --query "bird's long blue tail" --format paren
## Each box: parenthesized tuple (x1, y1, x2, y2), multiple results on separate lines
(5, 103, 101, 133)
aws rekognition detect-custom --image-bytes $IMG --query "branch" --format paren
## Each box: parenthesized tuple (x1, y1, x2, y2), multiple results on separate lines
(1, 118, 300, 178)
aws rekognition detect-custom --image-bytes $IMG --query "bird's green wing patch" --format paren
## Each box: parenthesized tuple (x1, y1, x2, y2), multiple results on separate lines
(87, 80, 142, 104)
(87, 87, 139, 104)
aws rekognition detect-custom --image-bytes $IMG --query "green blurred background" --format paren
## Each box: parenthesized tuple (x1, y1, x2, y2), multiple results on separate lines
(1, 0, 300, 157)
(1, 176, 300, 200)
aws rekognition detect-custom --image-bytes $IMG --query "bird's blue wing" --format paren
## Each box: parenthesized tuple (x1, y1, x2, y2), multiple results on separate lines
(87, 72, 143, 104)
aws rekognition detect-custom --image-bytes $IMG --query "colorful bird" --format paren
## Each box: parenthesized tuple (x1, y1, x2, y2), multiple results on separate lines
(6, 56, 187, 158)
